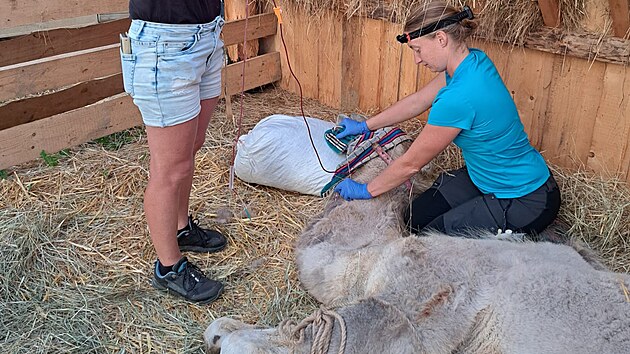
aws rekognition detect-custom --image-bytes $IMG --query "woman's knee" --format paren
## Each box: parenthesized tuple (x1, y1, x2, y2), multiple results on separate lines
(405, 189, 451, 233)
(149, 157, 194, 185)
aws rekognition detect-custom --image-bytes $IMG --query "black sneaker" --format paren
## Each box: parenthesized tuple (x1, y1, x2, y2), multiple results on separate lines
(151, 257, 224, 304)
(178, 215, 227, 253)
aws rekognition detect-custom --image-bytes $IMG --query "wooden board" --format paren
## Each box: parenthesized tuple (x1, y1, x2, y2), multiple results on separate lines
(358, 18, 383, 112)
(538, 0, 561, 27)
(1, 0, 128, 29)
(398, 45, 418, 101)
(587, 64, 630, 181)
(379, 21, 402, 111)
(539, 56, 605, 168)
(223, 12, 277, 47)
(0, 93, 140, 169)
(0, 74, 123, 131)
(275, 5, 298, 93)
(341, 16, 363, 111)
(292, 8, 319, 101)
(224, 0, 259, 61)
(0, 51, 282, 169)
(0, 19, 130, 67)
(0, 44, 120, 102)
(608, 0, 630, 37)
(223, 52, 282, 96)
(499, 47, 554, 149)
(317, 12, 343, 109)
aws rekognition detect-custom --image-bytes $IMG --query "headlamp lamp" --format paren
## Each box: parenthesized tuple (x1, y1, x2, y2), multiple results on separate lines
(396, 6, 474, 44)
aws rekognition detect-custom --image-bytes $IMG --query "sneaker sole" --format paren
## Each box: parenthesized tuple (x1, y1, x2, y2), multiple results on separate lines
(179, 242, 227, 253)
(151, 279, 224, 305)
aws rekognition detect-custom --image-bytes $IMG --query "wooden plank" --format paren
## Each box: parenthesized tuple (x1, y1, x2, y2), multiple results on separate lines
(0, 15, 97, 39)
(583, 0, 609, 32)
(292, 8, 318, 100)
(341, 16, 363, 111)
(538, 0, 561, 27)
(358, 18, 383, 112)
(608, 0, 630, 37)
(275, 5, 298, 93)
(0, 93, 141, 169)
(538, 56, 605, 168)
(0, 19, 130, 67)
(0, 51, 281, 169)
(472, 40, 510, 76)
(0, 13, 276, 67)
(0, 74, 123, 131)
(379, 21, 403, 111)
(224, 52, 282, 96)
(587, 64, 630, 181)
(317, 12, 343, 109)
(398, 45, 418, 101)
(224, 0, 259, 61)
(223, 13, 277, 46)
(501, 47, 554, 149)
(415, 67, 437, 122)
(1, 0, 128, 29)
(0, 44, 120, 102)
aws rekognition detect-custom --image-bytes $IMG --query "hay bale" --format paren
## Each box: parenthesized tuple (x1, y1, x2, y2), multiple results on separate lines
(0, 87, 628, 352)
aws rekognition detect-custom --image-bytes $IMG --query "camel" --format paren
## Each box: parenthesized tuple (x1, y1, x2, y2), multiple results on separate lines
(205, 127, 630, 354)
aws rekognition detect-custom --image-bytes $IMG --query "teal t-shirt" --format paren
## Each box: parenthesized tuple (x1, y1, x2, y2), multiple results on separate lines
(428, 48, 549, 198)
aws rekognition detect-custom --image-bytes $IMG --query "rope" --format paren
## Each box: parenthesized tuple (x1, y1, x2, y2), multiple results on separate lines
(279, 306, 347, 354)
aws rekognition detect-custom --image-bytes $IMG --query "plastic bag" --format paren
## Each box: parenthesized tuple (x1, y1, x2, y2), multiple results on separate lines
(234, 114, 345, 196)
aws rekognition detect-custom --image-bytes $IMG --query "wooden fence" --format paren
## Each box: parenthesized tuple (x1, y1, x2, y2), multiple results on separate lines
(0, 1, 281, 169)
(267, 1, 630, 184)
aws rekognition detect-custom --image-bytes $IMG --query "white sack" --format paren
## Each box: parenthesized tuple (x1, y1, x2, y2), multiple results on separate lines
(234, 114, 344, 196)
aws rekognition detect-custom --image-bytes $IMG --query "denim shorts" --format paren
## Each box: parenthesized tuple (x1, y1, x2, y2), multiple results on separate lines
(120, 17, 225, 127)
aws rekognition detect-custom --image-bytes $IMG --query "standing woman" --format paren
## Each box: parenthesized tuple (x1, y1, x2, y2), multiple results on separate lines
(120, 0, 227, 303)
(334, 1, 561, 235)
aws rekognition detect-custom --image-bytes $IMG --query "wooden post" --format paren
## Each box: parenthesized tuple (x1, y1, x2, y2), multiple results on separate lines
(538, 0, 561, 27)
(608, 0, 630, 37)
(224, 0, 260, 62)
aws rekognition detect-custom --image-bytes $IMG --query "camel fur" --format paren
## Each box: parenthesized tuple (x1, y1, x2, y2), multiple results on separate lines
(205, 134, 630, 354)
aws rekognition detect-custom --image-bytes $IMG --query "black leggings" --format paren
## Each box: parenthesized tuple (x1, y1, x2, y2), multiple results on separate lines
(404, 168, 561, 235)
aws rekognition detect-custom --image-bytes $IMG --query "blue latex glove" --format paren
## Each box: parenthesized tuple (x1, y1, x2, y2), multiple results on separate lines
(335, 118, 369, 139)
(334, 179, 373, 201)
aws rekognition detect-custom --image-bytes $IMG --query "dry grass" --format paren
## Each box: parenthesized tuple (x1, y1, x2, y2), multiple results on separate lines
(288, 0, 587, 45)
(1, 87, 629, 353)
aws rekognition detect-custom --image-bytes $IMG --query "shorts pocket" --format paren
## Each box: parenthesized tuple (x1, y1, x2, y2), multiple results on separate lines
(158, 35, 199, 57)
(120, 51, 137, 96)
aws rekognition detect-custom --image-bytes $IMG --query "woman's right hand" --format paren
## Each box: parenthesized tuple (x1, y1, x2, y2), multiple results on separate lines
(335, 118, 370, 139)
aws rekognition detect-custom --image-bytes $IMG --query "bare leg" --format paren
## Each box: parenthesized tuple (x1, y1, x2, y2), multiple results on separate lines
(145, 117, 199, 266)
(176, 97, 220, 229)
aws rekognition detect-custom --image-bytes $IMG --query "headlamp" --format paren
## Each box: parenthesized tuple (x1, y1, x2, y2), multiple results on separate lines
(396, 6, 474, 44)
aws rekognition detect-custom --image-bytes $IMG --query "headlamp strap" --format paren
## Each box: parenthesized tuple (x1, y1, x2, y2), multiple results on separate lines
(396, 6, 474, 43)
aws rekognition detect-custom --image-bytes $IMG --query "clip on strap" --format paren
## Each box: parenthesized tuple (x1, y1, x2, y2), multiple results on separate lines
(396, 6, 474, 43)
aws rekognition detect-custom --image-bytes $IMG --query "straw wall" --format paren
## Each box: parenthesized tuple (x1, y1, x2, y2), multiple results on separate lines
(267, 0, 630, 184)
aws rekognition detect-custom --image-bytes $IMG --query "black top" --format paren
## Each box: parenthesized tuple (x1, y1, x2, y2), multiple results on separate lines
(129, 0, 222, 24)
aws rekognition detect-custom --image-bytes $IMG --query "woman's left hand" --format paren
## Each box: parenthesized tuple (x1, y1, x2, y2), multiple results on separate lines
(334, 179, 373, 201)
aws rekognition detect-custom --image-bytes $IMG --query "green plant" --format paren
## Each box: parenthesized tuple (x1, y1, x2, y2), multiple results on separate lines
(93, 129, 142, 151)
(39, 149, 70, 167)
(0, 170, 8, 180)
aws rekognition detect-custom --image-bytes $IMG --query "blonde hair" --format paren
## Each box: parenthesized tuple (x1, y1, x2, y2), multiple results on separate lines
(404, 1, 477, 42)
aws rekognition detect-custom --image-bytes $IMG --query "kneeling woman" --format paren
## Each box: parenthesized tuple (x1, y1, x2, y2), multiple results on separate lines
(334, 1, 561, 235)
